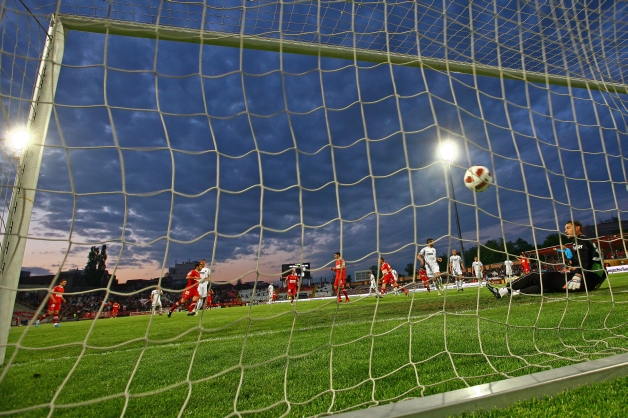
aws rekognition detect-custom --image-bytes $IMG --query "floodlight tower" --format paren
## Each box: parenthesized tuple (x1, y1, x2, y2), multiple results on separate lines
(439, 142, 466, 268)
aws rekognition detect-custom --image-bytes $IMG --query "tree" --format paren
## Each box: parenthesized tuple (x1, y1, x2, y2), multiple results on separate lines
(97, 244, 107, 273)
(438, 253, 448, 273)
(85, 246, 99, 275)
(512, 238, 534, 254)
(463, 237, 538, 267)
(85, 246, 105, 286)
(459, 234, 563, 268)
(541, 233, 563, 248)
(404, 263, 415, 277)
(463, 246, 477, 268)
(481, 239, 507, 265)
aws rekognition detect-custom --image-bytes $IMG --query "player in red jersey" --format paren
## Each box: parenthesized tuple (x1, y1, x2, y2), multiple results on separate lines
(379, 257, 393, 295)
(35, 280, 67, 328)
(518, 253, 531, 274)
(331, 252, 349, 303)
(111, 301, 120, 318)
(379, 257, 409, 296)
(418, 267, 430, 293)
(286, 268, 300, 304)
(168, 262, 202, 317)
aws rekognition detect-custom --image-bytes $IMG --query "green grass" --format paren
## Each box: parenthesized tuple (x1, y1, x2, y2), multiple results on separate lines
(458, 374, 628, 418)
(2, 273, 628, 417)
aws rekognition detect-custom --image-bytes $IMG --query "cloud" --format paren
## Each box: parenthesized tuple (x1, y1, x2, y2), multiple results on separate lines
(13, 1, 628, 285)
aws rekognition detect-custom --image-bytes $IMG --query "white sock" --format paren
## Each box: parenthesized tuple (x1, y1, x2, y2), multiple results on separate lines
(499, 288, 510, 297)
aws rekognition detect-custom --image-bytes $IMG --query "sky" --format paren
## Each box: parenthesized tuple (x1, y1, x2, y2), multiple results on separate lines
(2, 0, 627, 284)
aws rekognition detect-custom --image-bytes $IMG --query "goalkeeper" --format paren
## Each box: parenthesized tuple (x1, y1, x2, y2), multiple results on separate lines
(487, 220, 606, 298)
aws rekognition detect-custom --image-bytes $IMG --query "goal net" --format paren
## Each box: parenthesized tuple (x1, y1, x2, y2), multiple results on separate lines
(1, 0, 628, 416)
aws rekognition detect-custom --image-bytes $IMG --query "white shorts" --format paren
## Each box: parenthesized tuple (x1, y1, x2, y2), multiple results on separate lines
(198, 282, 208, 298)
(152, 300, 162, 308)
(452, 267, 462, 276)
(425, 262, 440, 278)
(475, 271, 482, 279)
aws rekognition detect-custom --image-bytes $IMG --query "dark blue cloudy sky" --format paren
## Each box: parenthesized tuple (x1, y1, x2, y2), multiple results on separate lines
(4, 0, 627, 283)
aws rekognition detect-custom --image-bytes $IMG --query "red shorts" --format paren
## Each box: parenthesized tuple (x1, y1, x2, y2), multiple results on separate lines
(47, 301, 60, 312)
(334, 275, 346, 288)
(182, 287, 199, 301)
(382, 274, 395, 285)
(288, 287, 297, 295)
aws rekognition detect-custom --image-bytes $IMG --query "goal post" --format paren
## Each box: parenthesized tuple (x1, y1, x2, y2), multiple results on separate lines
(0, 16, 65, 365)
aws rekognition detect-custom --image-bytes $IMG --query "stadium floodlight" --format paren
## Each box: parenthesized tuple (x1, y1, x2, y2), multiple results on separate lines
(9, 129, 29, 152)
(440, 142, 466, 272)
(439, 142, 456, 164)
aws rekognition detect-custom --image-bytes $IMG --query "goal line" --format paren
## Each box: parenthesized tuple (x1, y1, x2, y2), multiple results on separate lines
(337, 352, 628, 418)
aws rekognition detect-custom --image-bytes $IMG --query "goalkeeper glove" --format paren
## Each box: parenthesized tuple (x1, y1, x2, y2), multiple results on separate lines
(566, 275, 582, 291)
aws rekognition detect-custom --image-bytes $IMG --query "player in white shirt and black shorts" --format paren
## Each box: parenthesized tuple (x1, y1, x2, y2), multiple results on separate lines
(391, 270, 401, 295)
(504, 258, 514, 281)
(368, 272, 379, 296)
(151, 286, 163, 315)
(194, 259, 211, 314)
(449, 249, 465, 291)
(418, 238, 443, 295)
(472, 257, 484, 286)
(267, 284, 274, 304)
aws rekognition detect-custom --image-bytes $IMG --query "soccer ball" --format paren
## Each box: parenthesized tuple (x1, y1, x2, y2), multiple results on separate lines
(464, 166, 492, 192)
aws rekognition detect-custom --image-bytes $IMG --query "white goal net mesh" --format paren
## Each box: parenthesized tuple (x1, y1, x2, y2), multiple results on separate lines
(1, 0, 628, 416)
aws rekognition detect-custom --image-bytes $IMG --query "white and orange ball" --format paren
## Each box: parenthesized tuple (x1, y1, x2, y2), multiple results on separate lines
(464, 166, 492, 192)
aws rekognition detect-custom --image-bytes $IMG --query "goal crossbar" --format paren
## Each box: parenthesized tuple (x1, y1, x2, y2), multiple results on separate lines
(58, 14, 628, 95)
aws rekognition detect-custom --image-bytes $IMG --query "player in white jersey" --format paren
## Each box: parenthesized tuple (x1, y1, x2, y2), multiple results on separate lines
(267, 284, 274, 304)
(472, 257, 484, 286)
(368, 272, 380, 297)
(151, 286, 163, 315)
(504, 258, 514, 280)
(449, 249, 465, 291)
(391, 270, 401, 295)
(194, 259, 211, 314)
(418, 238, 443, 295)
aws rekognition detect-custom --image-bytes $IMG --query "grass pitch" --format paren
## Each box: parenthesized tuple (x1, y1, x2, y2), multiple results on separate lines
(2, 274, 628, 417)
